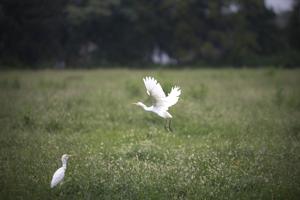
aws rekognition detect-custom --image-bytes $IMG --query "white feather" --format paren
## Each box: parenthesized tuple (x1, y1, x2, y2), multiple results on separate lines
(136, 76, 181, 119)
(166, 86, 181, 107)
(143, 76, 166, 99)
(50, 154, 70, 188)
(51, 167, 65, 188)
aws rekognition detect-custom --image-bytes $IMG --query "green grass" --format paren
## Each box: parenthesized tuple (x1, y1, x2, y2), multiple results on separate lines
(0, 69, 300, 199)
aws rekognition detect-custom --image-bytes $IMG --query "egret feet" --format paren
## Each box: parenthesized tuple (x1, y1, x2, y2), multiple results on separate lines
(164, 119, 173, 132)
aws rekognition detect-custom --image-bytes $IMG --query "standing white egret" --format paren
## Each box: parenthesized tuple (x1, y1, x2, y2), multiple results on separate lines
(50, 154, 71, 188)
(134, 76, 181, 131)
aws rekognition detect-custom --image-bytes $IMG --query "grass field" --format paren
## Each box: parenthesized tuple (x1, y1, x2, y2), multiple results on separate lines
(0, 69, 300, 199)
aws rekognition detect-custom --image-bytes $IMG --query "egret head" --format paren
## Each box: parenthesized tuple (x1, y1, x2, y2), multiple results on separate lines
(61, 154, 71, 162)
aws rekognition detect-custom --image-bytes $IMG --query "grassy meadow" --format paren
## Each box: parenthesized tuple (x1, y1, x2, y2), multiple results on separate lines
(0, 69, 300, 199)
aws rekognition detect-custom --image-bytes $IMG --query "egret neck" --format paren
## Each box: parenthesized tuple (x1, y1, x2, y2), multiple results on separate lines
(62, 158, 68, 169)
(135, 102, 153, 111)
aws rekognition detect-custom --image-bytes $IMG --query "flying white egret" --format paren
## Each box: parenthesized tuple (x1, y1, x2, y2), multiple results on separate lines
(134, 76, 181, 131)
(50, 154, 71, 188)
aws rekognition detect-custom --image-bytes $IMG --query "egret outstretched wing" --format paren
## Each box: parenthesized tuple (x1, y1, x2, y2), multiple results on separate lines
(166, 86, 181, 107)
(143, 77, 181, 110)
(143, 77, 166, 98)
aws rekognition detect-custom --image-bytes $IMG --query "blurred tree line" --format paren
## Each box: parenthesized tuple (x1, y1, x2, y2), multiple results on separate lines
(0, 0, 299, 68)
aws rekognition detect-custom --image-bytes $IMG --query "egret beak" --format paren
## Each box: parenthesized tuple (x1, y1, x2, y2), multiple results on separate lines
(132, 103, 138, 105)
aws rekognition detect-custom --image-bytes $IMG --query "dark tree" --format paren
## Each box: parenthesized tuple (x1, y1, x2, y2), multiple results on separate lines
(0, 0, 67, 66)
(0, 0, 299, 67)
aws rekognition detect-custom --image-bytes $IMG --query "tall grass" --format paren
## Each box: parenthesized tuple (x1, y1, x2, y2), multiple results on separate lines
(0, 69, 299, 199)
